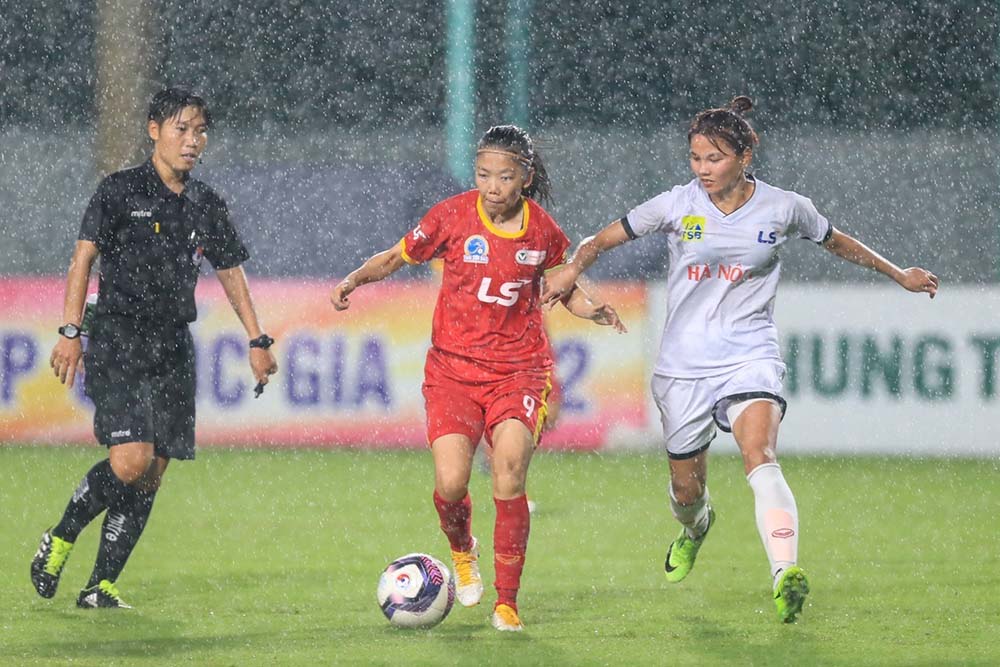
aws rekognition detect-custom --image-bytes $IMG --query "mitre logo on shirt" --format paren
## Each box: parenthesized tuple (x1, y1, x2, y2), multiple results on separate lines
(515, 249, 547, 266)
(130, 210, 153, 218)
(463, 235, 490, 264)
(681, 215, 706, 242)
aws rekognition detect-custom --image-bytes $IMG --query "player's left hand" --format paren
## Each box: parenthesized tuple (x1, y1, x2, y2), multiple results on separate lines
(591, 304, 628, 333)
(250, 348, 278, 387)
(899, 267, 939, 299)
(541, 267, 579, 308)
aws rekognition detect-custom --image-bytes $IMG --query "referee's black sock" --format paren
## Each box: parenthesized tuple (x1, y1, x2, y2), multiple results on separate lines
(87, 485, 158, 587)
(52, 459, 126, 543)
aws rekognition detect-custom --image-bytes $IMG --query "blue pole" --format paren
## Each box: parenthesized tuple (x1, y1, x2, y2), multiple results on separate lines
(445, 0, 476, 185)
(506, 0, 532, 128)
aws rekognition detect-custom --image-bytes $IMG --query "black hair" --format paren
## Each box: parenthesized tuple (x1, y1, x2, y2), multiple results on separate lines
(688, 95, 758, 155)
(477, 124, 552, 204)
(148, 86, 212, 128)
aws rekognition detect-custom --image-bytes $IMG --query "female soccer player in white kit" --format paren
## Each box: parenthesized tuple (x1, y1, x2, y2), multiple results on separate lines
(542, 96, 939, 622)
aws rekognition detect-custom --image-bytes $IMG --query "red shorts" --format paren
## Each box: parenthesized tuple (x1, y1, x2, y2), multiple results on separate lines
(422, 347, 554, 447)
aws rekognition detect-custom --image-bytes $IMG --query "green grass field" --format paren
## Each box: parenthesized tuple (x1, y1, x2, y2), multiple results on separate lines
(1, 445, 997, 666)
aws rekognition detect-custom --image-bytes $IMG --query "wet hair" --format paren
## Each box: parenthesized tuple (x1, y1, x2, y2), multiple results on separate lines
(688, 95, 758, 155)
(148, 86, 212, 128)
(476, 124, 552, 204)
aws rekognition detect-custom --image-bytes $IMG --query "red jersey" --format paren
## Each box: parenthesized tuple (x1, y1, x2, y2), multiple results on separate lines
(401, 190, 570, 369)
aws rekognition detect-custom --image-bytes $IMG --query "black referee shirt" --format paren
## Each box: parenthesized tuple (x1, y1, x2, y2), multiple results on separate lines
(79, 159, 249, 325)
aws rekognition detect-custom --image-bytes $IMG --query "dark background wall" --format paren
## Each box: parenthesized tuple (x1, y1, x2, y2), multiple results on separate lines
(1, 0, 996, 281)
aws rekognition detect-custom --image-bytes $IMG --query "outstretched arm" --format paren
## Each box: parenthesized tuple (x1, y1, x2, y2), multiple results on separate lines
(540, 220, 631, 306)
(558, 278, 628, 333)
(822, 228, 939, 298)
(331, 241, 408, 311)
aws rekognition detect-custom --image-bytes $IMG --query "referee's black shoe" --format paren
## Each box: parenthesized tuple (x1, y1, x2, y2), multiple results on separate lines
(77, 580, 132, 609)
(31, 529, 74, 598)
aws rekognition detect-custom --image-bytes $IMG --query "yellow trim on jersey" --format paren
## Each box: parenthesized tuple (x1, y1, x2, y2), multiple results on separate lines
(477, 196, 529, 239)
(399, 238, 418, 265)
(532, 374, 554, 445)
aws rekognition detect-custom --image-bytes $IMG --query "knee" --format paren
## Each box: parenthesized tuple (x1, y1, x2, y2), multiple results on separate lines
(109, 450, 154, 486)
(740, 440, 777, 474)
(435, 470, 469, 501)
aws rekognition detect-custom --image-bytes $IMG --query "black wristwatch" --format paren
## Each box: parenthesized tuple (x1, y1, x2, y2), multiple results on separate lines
(58, 323, 82, 340)
(249, 334, 275, 350)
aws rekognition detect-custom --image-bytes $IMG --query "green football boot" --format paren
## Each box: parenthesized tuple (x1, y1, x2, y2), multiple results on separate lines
(31, 530, 75, 598)
(773, 565, 810, 623)
(77, 580, 133, 609)
(664, 507, 715, 583)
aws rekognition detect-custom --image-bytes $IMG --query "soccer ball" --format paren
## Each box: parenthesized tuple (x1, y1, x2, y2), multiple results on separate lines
(377, 553, 456, 628)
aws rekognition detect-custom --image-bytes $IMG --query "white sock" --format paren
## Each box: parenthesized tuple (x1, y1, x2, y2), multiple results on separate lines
(746, 463, 798, 586)
(669, 484, 711, 540)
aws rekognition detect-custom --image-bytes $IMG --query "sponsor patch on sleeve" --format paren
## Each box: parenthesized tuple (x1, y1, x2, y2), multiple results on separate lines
(515, 249, 547, 265)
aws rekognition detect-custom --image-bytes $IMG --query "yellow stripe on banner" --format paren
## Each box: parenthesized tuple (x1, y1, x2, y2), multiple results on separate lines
(399, 238, 418, 265)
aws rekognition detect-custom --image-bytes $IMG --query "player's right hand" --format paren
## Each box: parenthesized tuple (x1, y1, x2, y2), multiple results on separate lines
(592, 303, 628, 333)
(331, 279, 355, 311)
(50, 337, 84, 388)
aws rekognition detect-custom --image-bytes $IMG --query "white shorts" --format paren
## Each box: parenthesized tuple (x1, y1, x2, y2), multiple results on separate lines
(651, 360, 788, 460)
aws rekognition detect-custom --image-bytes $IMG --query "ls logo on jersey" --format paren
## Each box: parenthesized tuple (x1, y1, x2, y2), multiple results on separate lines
(515, 249, 547, 266)
(477, 277, 530, 307)
(757, 230, 778, 245)
(463, 235, 490, 264)
(681, 215, 706, 242)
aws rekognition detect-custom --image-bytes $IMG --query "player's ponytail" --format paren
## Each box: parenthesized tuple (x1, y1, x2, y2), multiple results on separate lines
(688, 95, 759, 156)
(477, 125, 553, 205)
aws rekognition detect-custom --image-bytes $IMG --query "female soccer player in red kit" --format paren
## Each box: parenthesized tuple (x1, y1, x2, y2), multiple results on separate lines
(331, 125, 625, 631)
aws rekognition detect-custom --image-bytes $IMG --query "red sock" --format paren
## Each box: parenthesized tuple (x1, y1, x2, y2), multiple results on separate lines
(433, 491, 473, 552)
(494, 495, 530, 609)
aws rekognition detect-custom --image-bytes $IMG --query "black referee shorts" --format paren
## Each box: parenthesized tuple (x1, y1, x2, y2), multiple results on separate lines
(84, 316, 197, 460)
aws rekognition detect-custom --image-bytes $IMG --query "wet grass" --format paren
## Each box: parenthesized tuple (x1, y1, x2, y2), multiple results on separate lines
(1, 446, 997, 666)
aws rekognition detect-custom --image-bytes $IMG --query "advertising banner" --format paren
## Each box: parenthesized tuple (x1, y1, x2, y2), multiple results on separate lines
(0, 278, 648, 450)
(640, 284, 999, 456)
(771, 285, 999, 456)
(4, 279, 996, 455)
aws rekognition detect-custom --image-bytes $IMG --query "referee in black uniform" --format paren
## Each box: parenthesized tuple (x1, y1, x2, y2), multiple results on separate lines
(32, 86, 278, 608)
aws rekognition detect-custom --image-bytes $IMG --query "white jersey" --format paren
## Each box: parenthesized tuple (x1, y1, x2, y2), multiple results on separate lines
(624, 177, 831, 378)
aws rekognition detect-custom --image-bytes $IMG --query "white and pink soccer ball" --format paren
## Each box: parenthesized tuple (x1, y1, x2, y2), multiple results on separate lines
(376, 553, 455, 629)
